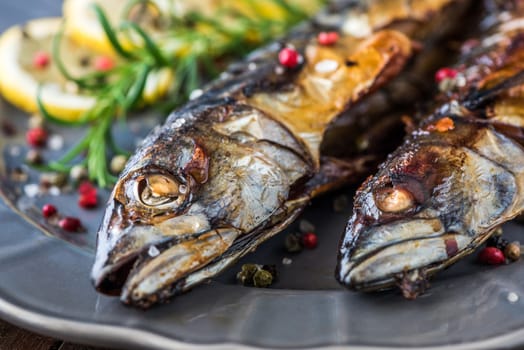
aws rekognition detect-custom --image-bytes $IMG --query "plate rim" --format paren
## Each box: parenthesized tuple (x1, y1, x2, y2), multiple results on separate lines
(3, 126, 524, 350)
(2, 162, 524, 350)
(0, 282, 524, 350)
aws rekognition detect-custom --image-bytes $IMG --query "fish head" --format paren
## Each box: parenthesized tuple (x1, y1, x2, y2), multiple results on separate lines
(91, 102, 311, 306)
(337, 118, 520, 291)
(90, 127, 221, 303)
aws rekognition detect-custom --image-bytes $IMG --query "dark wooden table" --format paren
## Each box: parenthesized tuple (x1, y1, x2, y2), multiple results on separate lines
(0, 319, 114, 350)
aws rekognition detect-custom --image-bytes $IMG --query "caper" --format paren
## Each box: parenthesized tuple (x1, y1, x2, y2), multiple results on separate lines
(253, 269, 273, 288)
(236, 264, 259, 286)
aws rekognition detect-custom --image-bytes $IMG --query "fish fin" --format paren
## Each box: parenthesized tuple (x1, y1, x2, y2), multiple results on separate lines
(464, 70, 524, 110)
(305, 155, 377, 197)
(488, 121, 524, 147)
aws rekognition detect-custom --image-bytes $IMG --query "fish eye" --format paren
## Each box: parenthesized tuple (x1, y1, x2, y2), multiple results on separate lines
(135, 173, 187, 209)
(373, 186, 414, 213)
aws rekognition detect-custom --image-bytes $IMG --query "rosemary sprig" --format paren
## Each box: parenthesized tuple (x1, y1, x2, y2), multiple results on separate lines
(39, 0, 324, 187)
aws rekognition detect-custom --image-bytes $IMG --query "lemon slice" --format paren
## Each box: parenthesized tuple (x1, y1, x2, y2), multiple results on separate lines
(0, 18, 172, 122)
(63, 0, 321, 55)
(63, 0, 216, 55)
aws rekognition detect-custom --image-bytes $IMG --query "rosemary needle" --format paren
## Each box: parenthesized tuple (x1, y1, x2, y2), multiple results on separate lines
(37, 0, 324, 187)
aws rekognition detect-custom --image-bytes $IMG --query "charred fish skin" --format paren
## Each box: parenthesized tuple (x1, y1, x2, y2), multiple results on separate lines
(319, 0, 479, 178)
(337, 115, 524, 291)
(92, 0, 471, 308)
(95, 30, 413, 308)
(337, 0, 524, 294)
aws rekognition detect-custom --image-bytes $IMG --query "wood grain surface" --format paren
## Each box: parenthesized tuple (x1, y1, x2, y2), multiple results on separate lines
(0, 320, 114, 350)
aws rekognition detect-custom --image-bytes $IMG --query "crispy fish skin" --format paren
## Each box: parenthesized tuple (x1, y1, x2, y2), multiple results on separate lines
(337, 0, 524, 294)
(95, 30, 413, 307)
(92, 0, 470, 307)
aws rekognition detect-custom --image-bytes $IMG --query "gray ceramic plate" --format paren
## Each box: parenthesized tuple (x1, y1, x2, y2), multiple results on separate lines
(2, 1, 524, 349)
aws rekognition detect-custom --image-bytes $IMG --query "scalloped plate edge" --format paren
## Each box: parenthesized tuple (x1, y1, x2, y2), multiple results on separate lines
(0, 292, 522, 350)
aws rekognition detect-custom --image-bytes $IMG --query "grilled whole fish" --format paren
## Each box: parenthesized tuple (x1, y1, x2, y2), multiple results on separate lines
(337, 0, 524, 296)
(92, 0, 471, 307)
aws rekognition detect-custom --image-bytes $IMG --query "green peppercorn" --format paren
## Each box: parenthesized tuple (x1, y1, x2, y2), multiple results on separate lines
(253, 269, 273, 288)
(236, 264, 260, 286)
(110, 154, 128, 175)
(284, 233, 303, 253)
(504, 241, 521, 262)
(25, 149, 43, 165)
(69, 164, 88, 182)
(40, 172, 67, 187)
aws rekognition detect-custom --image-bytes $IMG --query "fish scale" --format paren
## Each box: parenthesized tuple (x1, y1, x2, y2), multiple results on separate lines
(92, 0, 473, 307)
(337, 0, 524, 297)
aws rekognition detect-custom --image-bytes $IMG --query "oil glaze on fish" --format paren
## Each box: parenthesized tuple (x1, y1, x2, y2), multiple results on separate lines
(337, 0, 524, 297)
(91, 0, 471, 307)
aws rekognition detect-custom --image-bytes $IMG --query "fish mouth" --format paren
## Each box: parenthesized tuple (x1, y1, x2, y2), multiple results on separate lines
(92, 227, 240, 306)
(91, 197, 306, 307)
(91, 200, 241, 306)
(336, 218, 473, 291)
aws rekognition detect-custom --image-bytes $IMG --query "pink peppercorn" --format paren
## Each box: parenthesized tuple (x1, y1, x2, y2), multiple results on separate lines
(42, 204, 57, 218)
(79, 193, 98, 209)
(78, 181, 97, 196)
(302, 232, 318, 249)
(435, 67, 457, 83)
(278, 47, 299, 68)
(478, 247, 505, 265)
(93, 56, 114, 71)
(33, 51, 50, 69)
(26, 127, 48, 147)
(317, 31, 339, 46)
(59, 217, 82, 232)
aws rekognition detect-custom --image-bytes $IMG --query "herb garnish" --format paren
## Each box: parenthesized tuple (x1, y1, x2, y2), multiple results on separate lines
(37, 0, 323, 187)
